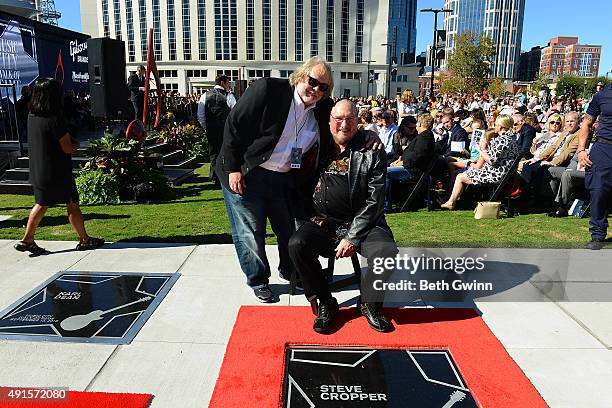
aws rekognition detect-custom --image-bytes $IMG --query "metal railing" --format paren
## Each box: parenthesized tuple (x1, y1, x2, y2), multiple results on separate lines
(0, 84, 24, 156)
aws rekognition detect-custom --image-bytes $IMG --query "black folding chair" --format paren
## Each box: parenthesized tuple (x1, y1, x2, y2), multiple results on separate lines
(399, 155, 440, 212)
(486, 155, 522, 216)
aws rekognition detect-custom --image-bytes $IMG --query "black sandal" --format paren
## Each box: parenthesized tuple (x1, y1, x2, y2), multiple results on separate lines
(14, 241, 48, 256)
(76, 237, 105, 251)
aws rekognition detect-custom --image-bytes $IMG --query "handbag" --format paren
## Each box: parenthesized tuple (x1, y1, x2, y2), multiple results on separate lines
(474, 201, 501, 219)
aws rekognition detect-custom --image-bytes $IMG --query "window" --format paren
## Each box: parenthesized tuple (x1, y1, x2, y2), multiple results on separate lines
(341, 72, 360, 80)
(248, 69, 271, 78)
(295, 0, 303, 61)
(340, 0, 349, 62)
(167, 0, 177, 60)
(161, 83, 179, 92)
(279, 0, 287, 61)
(182, 0, 192, 60)
(216, 69, 239, 81)
(279, 70, 291, 78)
(113, 0, 121, 40)
(125, 0, 135, 62)
(186, 69, 208, 77)
(197, 0, 207, 60)
(262, 0, 271, 60)
(355, 0, 364, 63)
(158, 70, 178, 78)
(152, 0, 162, 60)
(246, 0, 255, 60)
(215, 0, 238, 60)
(326, 0, 334, 62)
(310, 0, 319, 57)
(102, 0, 110, 37)
(139, 0, 147, 61)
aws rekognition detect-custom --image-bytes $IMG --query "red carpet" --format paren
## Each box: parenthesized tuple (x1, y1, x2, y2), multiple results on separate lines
(0, 390, 153, 407)
(210, 306, 548, 407)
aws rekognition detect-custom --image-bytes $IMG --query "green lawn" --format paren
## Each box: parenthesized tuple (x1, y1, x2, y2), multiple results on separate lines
(0, 165, 607, 248)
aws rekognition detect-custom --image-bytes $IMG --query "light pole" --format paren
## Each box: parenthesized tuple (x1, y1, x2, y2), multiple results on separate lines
(381, 43, 392, 99)
(421, 8, 453, 97)
(364, 59, 376, 97)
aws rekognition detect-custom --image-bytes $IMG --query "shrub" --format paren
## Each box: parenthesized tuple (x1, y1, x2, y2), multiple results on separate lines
(76, 169, 120, 205)
(157, 123, 209, 162)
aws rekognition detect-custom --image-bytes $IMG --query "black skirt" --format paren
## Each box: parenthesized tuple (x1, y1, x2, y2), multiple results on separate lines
(33, 178, 79, 206)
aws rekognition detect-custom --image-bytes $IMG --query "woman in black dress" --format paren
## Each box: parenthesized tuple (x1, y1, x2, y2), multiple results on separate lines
(14, 78, 104, 255)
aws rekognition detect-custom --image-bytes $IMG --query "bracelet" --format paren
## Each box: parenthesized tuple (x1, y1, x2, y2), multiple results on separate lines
(578, 149, 586, 153)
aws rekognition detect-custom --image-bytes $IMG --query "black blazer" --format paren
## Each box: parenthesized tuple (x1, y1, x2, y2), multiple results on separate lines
(402, 129, 435, 174)
(444, 123, 469, 157)
(516, 123, 536, 158)
(216, 78, 333, 190)
(127, 73, 145, 102)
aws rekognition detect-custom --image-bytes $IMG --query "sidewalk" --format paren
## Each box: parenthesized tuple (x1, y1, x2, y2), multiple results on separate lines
(0, 239, 611, 407)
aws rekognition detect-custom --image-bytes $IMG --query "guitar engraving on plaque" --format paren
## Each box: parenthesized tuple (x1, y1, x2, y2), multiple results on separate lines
(441, 390, 466, 408)
(60, 296, 152, 331)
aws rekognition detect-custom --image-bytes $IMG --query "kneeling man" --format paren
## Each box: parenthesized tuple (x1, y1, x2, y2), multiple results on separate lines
(288, 99, 398, 333)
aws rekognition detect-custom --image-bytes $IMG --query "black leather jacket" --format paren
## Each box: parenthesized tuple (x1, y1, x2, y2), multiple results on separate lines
(300, 129, 388, 246)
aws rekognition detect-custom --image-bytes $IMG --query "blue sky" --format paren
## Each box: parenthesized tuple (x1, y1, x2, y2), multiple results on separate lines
(55, 0, 611, 75)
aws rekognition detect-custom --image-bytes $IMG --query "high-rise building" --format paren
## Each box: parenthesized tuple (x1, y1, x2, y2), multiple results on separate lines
(539, 37, 601, 79)
(80, 0, 419, 97)
(515, 46, 541, 82)
(387, 0, 417, 65)
(442, 0, 525, 80)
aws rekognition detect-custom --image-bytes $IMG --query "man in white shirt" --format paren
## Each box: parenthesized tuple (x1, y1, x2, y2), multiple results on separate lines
(378, 110, 398, 159)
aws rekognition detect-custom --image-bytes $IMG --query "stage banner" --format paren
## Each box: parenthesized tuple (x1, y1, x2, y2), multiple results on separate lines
(0, 10, 90, 101)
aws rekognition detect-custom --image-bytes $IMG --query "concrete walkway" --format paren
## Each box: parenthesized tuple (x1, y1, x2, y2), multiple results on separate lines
(0, 239, 610, 407)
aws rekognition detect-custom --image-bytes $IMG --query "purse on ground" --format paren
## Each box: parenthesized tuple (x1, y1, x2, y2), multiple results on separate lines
(474, 201, 501, 219)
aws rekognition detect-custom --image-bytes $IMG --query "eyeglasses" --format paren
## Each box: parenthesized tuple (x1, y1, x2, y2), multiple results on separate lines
(331, 115, 356, 124)
(307, 76, 329, 92)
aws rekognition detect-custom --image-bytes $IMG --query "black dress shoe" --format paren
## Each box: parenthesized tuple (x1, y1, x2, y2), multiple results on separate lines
(313, 297, 338, 333)
(359, 302, 393, 333)
(585, 240, 605, 250)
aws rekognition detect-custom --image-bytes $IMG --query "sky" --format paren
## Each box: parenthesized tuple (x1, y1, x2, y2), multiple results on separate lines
(54, 0, 612, 76)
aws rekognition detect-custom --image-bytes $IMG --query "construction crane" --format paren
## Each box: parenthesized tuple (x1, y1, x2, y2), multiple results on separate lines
(37, 0, 61, 26)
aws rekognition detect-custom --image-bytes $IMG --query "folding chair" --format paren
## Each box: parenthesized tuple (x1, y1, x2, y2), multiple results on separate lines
(487, 155, 522, 216)
(399, 154, 440, 212)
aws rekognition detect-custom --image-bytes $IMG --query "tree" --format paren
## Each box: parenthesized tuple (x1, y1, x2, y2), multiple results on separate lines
(530, 72, 550, 93)
(556, 75, 611, 99)
(440, 31, 495, 95)
(487, 77, 505, 98)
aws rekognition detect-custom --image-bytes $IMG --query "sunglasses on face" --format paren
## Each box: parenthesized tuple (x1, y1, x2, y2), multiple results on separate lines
(307, 76, 329, 92)
(550, 121, 562, 125)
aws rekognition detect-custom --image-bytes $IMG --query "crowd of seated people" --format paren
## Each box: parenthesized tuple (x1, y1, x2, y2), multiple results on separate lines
(337, 87, 602, 216)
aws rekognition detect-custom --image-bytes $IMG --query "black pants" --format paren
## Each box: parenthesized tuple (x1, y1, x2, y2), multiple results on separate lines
(132, 98, 144, 121)
(288, 221, 398, 303)
(207, 127, 223, 182)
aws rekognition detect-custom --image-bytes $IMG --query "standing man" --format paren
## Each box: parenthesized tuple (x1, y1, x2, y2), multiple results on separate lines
(216, 57, 335, 302)
(578, 83, 612, 249)
(127, 65, 146, 121)
(197, 75, 236, 185)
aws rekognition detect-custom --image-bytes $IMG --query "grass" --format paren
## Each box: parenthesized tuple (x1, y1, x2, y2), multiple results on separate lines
(0, 165, 608, 248)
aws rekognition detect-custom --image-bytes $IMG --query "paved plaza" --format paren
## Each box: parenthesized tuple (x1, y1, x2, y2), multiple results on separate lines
(0, 239, 611, 407)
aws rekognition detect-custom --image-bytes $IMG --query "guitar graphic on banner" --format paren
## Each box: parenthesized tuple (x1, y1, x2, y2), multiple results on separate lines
(441, 390, 466, 408)
(60, 296, 152, 331)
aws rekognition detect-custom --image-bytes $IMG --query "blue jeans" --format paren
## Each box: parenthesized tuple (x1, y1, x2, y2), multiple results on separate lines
(222, 167, 295, 288)
(385, 166, 414, 210)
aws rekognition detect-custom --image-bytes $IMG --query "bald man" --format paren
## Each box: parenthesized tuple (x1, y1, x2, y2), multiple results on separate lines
(288, 99, 398, 334)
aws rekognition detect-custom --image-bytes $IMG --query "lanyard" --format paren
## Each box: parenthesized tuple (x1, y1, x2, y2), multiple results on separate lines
(293, 100, 309, 148)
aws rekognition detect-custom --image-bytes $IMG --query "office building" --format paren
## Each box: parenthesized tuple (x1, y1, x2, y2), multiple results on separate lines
(442, 0, 525, 80)
(515, 45, 541, 82)
(80, 0, 419, 97)
(540, 36, 601, 79)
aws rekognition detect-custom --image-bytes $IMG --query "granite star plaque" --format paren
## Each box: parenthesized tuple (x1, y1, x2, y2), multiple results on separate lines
(0, 271, 179, 344)
(284, 347, 478, 407)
